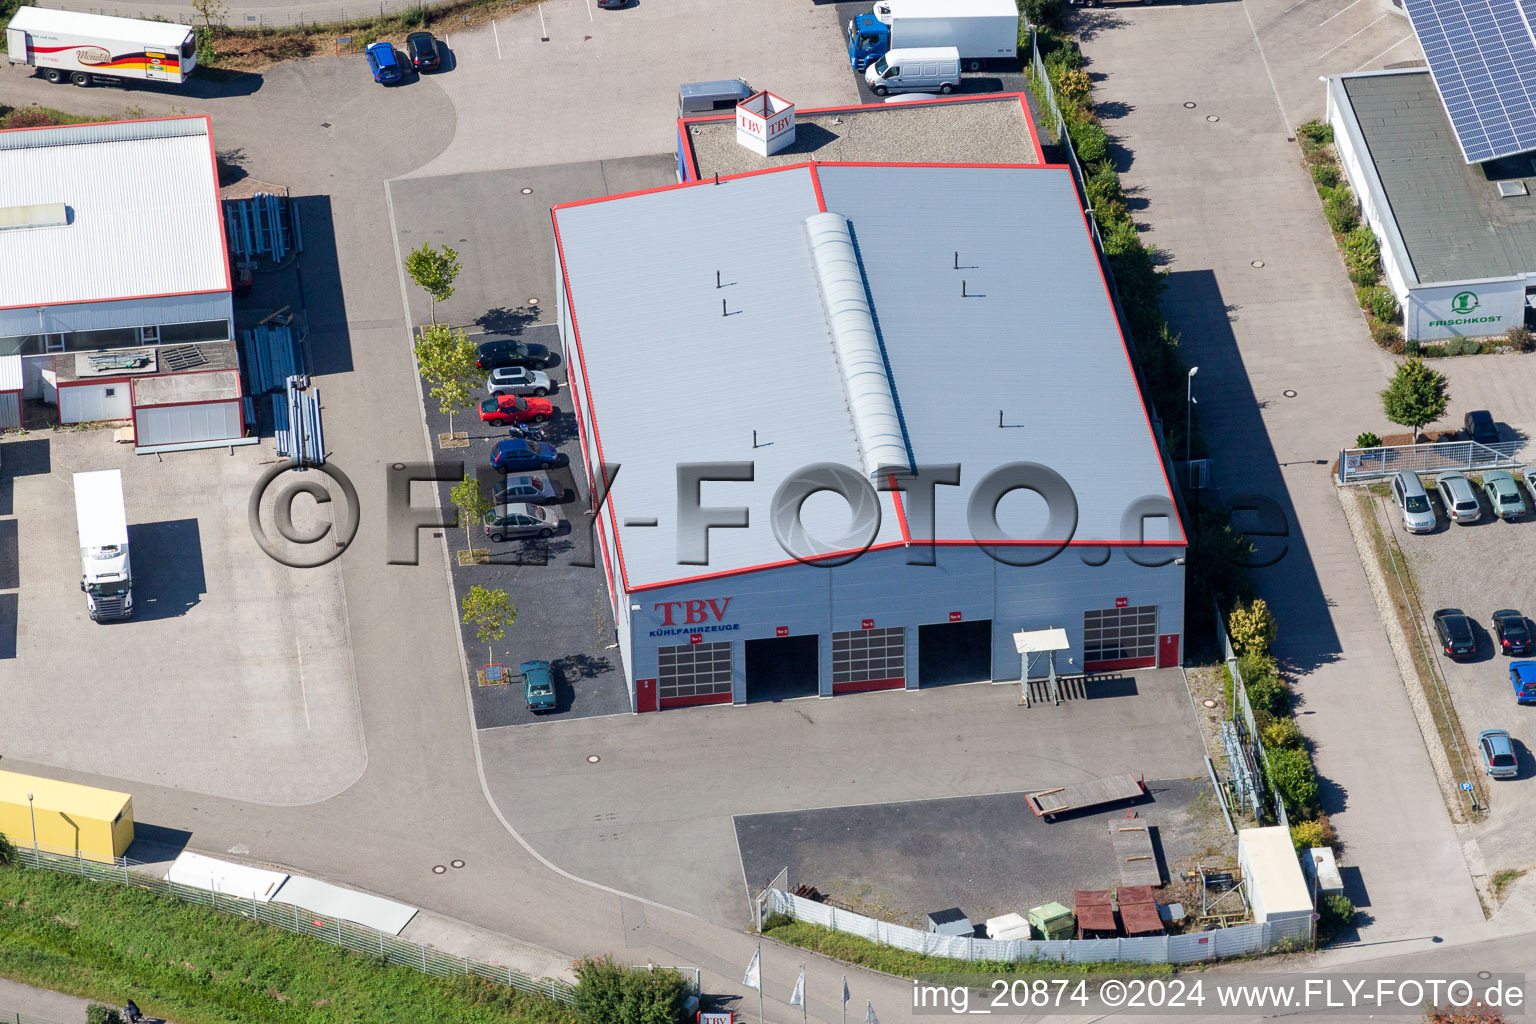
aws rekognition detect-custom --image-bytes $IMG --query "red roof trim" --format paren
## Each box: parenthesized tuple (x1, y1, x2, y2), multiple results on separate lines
(809, 163, 827, 213)
(0, 287, 230, 313)
(886, 474, 911, 544)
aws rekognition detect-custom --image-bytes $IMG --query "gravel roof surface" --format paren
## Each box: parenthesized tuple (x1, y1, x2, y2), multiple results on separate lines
(687, 96, 1041, 179)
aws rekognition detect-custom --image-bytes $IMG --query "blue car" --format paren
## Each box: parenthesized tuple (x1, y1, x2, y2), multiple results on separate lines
(521, 660, 557, 712)
(490, 438, 562, 473)
(366, 42, 402, 84)
(1510, 660, 1536, 704)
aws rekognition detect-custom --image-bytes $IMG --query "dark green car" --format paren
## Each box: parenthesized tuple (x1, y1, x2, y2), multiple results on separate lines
(1482, 470, 1527, 520)
(521, 659, 556, 713)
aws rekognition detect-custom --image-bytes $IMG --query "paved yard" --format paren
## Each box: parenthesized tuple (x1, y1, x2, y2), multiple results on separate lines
(735, 778, 1212, 929)
(0, 430, 364, 805)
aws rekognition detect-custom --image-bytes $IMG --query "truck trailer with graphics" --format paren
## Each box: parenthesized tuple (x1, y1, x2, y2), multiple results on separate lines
(74, 470, 133, 622)
(5, 7, 196, 87)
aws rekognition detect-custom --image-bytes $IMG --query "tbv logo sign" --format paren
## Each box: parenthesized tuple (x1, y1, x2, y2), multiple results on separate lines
(653, 597, 733, 626)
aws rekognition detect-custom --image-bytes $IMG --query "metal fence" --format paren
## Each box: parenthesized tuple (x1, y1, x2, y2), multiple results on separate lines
(1215, 603, 1287, 831)
(2, 1012, 70, 1024)
(11, 845, 575, 1004)
(764, 889, 1309, 965)
(27, 0, 450, 30)
(1337, 440, 1524, 483)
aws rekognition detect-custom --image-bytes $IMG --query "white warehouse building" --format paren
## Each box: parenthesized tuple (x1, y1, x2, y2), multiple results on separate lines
(551, 162, 1187, 712)
(0, 116, 243, 446)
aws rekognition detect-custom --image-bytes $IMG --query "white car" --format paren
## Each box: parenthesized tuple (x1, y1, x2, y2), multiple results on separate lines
(487, 366, 552, 397)
(1434, 471, 1482, 525)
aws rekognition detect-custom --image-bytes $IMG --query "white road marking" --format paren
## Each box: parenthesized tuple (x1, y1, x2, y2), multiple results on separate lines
(585, 0, 593, 21)
(1243, 0, 1293, 135)
(1354, 33, 1414, 71)
(1317, 12, 1389, 60)
(539, 2, 548, 39)
(493, 19, 502, 59)
(1281, 0, 1315, 14)
(296, 638, 311, 729)
(1318, 0, 1364, 28)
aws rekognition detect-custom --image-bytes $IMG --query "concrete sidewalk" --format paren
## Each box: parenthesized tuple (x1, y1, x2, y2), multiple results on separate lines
(0, 977, 123, 1024)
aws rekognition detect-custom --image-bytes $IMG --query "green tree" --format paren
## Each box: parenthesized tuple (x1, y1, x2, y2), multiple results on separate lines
(1227, 598, 1277, 657)
(1381, 357, 1450, 442)
(0, 830, 14, 865)
(189, 0, 227, 28)
(462, 585, 516, 665)
(413, 323, 479, 438)
(573, 956, 690, 1024)
(1268, 745, 1320, 818)
(404, 243, 461, 323)
(450, 475, 491, 555)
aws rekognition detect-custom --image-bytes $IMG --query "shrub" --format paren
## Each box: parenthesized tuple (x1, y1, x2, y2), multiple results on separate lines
(1056, 67, 1092, 107)
(1222, 664, 1235, 714)
(1370, 319, 1402, 348)
(195, 24, 216, 66)
(1425, 1004, 1508, 1023)
(1268, 746, 1320, 817)
(1, 107, 67, 129)
(1357, 285, 1399, 323)
(1297, 118, 1334, 145)
(1289, 817, 1333, 851)
(1302, 146, 1334, 168)
(1228, 599, 1278, 656)
(1403, 339, 1420, 356)
(1023, 0, 1067, 31)
(1317, 893, 1356, 944)
(1507, 324, 1536, 353)
(1324, 192, 1359, 233)
(1264, 718, 1306, 750)
(573, 956, 690, 1024)
(1453, 338, 1482, 356)
(1247, 671, 1292, 718)
(1344, 227, 1380, 285)
(1419, 343, 1447, 358)
(1310, 162, 1340, 188)
(1236, 650, 1277, 688)
(1069, 120, 1110, 164)
(86, 1007, 123, 1024)
(1355, 431, 1382, 448)
(0, 831, 13, 865)
(1043, 38, 1083, 72)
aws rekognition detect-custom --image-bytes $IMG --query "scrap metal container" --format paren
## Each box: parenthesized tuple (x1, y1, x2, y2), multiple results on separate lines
(0, 769, 134, 862)
(1028, 901, 1075, 940)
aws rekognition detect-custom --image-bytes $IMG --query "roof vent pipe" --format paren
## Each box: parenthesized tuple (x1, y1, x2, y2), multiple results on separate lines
(803, 211, 911, 482)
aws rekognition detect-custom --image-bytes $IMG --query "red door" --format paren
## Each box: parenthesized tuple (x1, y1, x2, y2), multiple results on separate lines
(1158, 634, 1180, 668)
(635, 678, 657, 713)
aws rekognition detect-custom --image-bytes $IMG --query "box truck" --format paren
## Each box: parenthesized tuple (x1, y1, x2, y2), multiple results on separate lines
(5, 6, 197, 87)
(75, 470, 133, 621)
(847, 0, 1019, 72)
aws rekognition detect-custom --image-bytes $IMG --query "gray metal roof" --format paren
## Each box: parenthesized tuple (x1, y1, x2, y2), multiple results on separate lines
(553, 164, 1179, 590)
(0, 117, 228, 311)
(1342, 70, 1536, 283)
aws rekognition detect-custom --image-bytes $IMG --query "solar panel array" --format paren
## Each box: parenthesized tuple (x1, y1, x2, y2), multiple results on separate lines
(1402, 0, 1536, 163)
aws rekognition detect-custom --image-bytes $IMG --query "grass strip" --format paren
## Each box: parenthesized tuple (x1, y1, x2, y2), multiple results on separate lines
(0, 866, 574, 1024)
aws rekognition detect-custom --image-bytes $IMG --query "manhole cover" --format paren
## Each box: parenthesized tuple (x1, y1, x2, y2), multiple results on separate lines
(451, 859, 465, 869)
(1251, 259, 1265, 268)
(1206, 114, 1220, 122)
(1201, 698, 1218, 708)
(527, 297, 540, 306)
(1183, 102, 1196, 109)
(587, 754, 601, 764)
(1284, 389, 1297, 398)
(320, 121, 331, 128)
(432, 865, 447, 874)
(521, 187, 533, 194)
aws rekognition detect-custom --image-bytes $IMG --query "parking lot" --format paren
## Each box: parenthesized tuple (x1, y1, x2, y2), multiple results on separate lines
(0, 429, 364, 805)
(1368, 357, 1536, 889)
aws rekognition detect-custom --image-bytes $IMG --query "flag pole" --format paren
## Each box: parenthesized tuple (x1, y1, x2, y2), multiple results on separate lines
(758, 942, 765, 1024)
(801, 963, 808, 1024)
(842, 976, 847, 1024)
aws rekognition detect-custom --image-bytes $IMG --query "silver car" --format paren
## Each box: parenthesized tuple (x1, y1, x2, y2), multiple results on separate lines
(1479, 729, 1518, 779)
(483, 502, 564, 542)
(1434, 471, 1482, 524)
(1389, 470, 1436, 533)
(494, 473, 560, 505)
(487, 365, 552, 397)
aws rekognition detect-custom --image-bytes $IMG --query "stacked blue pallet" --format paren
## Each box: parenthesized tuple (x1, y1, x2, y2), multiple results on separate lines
(224, 193, 303, 263)
(241, 324, 305, 395)
(274, 375, 325, 468)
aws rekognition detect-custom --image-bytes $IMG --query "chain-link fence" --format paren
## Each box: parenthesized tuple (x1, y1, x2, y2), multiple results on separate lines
(25, 0, 456, 31)
(2, 1012, 70, 1024)
(11, 845, 575, 1004)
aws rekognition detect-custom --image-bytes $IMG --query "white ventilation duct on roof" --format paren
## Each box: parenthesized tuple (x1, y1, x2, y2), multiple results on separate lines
(804, 211, 910, 482)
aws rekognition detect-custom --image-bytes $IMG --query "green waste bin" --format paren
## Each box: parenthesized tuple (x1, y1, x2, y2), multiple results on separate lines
(1028, 902, 1074, 941)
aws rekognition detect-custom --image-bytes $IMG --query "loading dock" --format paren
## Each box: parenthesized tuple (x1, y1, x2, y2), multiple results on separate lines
(918, 619, 992, 685)
(745, 634, 819, 702)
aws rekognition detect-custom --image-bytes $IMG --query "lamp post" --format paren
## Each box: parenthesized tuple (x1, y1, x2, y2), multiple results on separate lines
(27, 791, 37, 855)
(1186, 366, 1200, 488)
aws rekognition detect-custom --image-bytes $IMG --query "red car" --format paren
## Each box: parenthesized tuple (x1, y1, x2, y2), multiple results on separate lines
(479, 394, 552, 425)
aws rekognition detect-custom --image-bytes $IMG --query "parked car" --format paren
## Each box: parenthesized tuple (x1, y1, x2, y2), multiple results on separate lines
(596, 0, 628, 7)
(1433, 608, 1478, 660)
(1478, 729, 1519, 779)
(405, 30, 440, 70)
(1491, 609, 1533, 655)
(476, 337, 553, 371)
(365, 42, 402, 84)
(490, 438, 563, 473)
(487, 365, 552, 397)
(1523, 465, 1536, 501)
(1434, 471, 1482, 524)
(1510, 660, 1536, 704)
(479, 394, 553, 425)
(521, 659, 557, 712)
(483, 502, 564, 542)
(1389, 470, 1436, 533)
(1465, 409, 1500, 446)
(494, 473, 560, 505)
(1482, 470, 1526, 520)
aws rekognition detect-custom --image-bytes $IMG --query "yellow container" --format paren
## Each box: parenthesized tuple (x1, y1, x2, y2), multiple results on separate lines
(0, 770, 134, 863)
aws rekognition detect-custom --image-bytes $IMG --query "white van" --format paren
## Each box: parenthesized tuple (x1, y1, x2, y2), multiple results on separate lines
(864, 46, 960, 96)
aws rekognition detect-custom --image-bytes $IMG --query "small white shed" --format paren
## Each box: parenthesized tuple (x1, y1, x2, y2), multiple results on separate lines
(1237, 826, 1313, 936)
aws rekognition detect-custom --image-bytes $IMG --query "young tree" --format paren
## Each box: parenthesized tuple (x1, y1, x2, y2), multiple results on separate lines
(189, 0, 227, 27)
(450, 475, 492, 556)
(1227, 598, 1277, 657)
(404, 243, 461, 323)
(462, 585, 516, 665)
(1380, 357, 1449, 442)
(413, 323, 479, 438)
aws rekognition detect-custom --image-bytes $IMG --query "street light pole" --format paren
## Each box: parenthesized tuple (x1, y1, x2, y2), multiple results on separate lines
(1186, 366, 1200, 488)
(27, 791, 38, 855)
